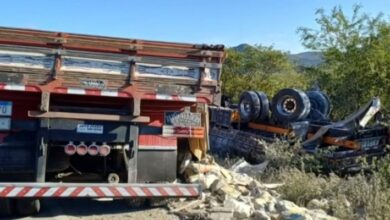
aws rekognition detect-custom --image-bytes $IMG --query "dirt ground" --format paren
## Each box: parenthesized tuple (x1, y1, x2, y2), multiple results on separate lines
(14, 199, 179, 220)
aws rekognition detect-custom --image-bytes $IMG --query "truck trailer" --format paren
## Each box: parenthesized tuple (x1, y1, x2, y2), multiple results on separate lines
(0, 27, 225, 216)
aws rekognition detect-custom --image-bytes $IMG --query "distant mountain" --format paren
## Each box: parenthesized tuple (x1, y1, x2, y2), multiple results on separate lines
(288, 52, 323, 67)
(233, 43, 253, 52)
(232, 44, 324, 67)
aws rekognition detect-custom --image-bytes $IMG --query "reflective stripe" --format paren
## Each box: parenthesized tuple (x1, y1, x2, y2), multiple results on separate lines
(132, 187, 146, 196)
(6, 187, 23, 197)
(101, 90, 119, 97)
(43, 187, 59, 197)
(54, 87, 128, 97)
(4, 85, 25, 91)
(0, 183, 199, 198)
(143, 93, 200, 103)
(138, 145, 177, 150)
(99, 187, 114, 197)
(67, 88, 86, 95)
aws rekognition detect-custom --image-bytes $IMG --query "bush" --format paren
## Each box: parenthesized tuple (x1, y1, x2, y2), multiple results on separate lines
(257, 140, 390, 220)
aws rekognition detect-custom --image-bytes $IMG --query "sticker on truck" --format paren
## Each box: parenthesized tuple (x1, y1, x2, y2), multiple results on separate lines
(0, 101, 12, 116)
(77, 124, 104, 134)
(0, 118, 11, 130)
(164, 111, 201, 127)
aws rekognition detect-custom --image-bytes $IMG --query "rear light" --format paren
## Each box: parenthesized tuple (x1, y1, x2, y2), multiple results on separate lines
(64, 142, 76, 155)
(88, 142, 99, 156)
(99, 143, 111, 156)
(76, 142, 88, 156)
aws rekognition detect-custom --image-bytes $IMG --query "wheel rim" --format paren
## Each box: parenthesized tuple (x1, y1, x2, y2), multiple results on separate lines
(282, 97, 297, 113)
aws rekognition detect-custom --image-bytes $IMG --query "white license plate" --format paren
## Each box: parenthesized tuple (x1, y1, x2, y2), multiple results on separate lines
(0, 101, 12, 116)
(77, 124, 104, 134)
(0, 118, 11, 130)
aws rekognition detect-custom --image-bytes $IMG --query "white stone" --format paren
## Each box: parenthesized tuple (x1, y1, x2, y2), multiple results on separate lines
(253, 191, 276, 210)
(307, 199, 330, 211)
(224, 198, 252, 219)
(210, 179, 227, 193)
(200, 173, 219, 190)
(275, 200, 300, 212)
(230, 159, 269, 176)
(252, 210, 271, 220)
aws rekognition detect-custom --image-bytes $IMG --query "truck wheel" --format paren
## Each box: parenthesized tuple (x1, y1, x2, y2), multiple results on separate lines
(306, 91, 331, 120)
(254, 91, 270, 122)
(271, 88, 311, 123)
(239, 91, 261, 123)
(15, 199, 40, 216)
(0, 199, 13, 217)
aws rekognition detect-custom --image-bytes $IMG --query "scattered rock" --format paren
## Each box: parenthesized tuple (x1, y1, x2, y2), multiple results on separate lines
(253, 191, 276, 210)
(209, 211, 234, 220)
(186, 173, 204, 183)
(218, 185, 241, 199)
(230, 159, 269, 176)
(236, 185, 250, 195)
(307, 199, 329, 212)
(200, 173, 219, 190)
(224, 197, 253, 219)
(211, 179, 228, 193)
(208, 199, 220, 208)
(276, 200, 301, 212)
(252, 210, 271, 220)
(209, 207, 234, 220)
(281, 212, 313, 220)
(231, 173, 253, 186)
(220, 168, 234, 183)
(173, 159, 337, 220)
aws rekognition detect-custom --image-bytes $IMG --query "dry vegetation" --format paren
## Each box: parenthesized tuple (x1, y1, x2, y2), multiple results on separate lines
(256, 140, 390, 220)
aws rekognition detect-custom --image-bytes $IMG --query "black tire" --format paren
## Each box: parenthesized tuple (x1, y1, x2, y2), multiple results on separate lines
(0, 199, 13, 217)
(254, 91, 270, 122)
(271, 88, 311, 123)
(15, 199, 40, 216)
(306, 91, 331, 120)
(239, 91, 261, 123)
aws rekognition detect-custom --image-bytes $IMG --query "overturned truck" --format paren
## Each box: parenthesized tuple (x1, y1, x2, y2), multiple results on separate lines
(0, 27, 225, 216)
(210, 88, 388, 171)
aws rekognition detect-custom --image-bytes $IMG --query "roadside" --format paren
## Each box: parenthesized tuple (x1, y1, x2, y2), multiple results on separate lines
(16, 199, 178, 220)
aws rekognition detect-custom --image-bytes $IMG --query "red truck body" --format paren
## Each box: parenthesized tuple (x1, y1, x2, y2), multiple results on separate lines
(0, 27, 225, 215)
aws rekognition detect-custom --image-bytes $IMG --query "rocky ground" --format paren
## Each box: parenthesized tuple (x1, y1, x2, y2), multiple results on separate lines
(169, 157, 338, 220)
(17, 199, 178, 220)
(16, 156, 339, 220)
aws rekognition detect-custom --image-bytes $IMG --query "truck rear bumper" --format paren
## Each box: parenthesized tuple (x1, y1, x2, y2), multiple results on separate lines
(0, 182, 200, 198)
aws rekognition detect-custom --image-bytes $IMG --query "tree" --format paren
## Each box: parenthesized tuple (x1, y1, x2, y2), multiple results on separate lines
(298, 5, 390, 118)
(222, 46, 308, 102)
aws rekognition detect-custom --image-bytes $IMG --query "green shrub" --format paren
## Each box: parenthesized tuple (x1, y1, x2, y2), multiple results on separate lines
(257, 140, 390, 220)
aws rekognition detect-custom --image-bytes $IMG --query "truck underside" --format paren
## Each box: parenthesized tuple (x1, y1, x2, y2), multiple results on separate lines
(209, 89, 389, 173)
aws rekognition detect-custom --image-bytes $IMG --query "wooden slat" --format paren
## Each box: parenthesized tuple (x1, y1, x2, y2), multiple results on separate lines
(28, 111, 150, 123)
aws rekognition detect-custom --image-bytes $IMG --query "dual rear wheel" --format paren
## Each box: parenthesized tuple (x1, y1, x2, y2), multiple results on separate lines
(238, 88, 330, 123)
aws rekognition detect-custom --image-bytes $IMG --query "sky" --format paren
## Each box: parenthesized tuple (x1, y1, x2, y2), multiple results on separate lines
(0, 0, 389, 53)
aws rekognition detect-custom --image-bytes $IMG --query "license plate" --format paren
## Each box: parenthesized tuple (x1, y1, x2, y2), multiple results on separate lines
(0, 101, 12, 116)
(0, 118, 11, 130)
(77, 124, 104, 134)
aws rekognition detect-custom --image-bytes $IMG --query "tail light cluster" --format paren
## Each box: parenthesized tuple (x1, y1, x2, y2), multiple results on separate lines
(64, 141, 111, 156)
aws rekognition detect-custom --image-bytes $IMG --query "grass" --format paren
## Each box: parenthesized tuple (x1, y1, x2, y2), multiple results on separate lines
(257, 140, 390, 220)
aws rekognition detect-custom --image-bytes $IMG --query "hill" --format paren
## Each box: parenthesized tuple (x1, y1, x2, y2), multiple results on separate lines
(232, 44, 323, 67)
